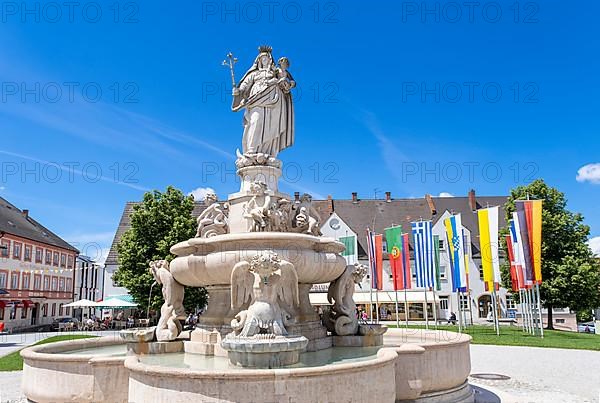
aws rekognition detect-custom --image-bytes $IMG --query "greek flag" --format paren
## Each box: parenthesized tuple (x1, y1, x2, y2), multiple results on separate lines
(411, 220, 435, 289)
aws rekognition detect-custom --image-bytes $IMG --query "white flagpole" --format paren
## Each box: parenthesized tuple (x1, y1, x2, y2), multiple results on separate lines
(519, 290, 526, 332)
(424, 287, 429, 330)
(491, 287, 500, 336)
(375, 289, 380, 323)
(535, 284, 544, 338)
(531, 288, 538, 335)
(432, 288, 438, 329)
(367, 230, 374, 323)
(395, 289, 400, 328)
(532, 288, 539, 336)
(526, 288, 534, 335)
(404, 287, 409, 328)
(456, 291, 463, 333)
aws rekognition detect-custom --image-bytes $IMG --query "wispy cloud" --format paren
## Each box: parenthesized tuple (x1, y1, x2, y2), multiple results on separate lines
(0, 149, 151, 192)
(359, 110, 411, 187)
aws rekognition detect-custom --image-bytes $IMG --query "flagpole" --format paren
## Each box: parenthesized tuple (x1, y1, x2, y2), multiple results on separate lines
(491, 286, 500, 336)
(526, 288, 534, 335)
(432, 288, 438, 329)
(367, 229, 373, 323)
(424, 287, 429, 330)
(404, 287, 409, 328)
(456, 291, 463, 333)
(519, 289, 526, 332)
(395, 288, 400, 328)
(535, 284, 544, 338)
(532, 288, 538, 335)
(531, 288, 537, 335)
(375, 289, 380, 323)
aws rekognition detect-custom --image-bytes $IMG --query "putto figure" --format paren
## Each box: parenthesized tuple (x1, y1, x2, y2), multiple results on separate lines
(231, 45, 295, 160)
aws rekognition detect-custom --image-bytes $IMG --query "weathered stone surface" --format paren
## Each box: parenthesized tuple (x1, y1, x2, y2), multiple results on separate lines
(332, 334, 384, 347)
(119, 327, 156, 343)
(221, 335, 308, 368)
(126, 341, 184, 355)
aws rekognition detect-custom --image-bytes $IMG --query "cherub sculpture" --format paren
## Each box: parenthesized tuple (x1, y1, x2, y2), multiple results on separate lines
(195, 193, 229, 238)
(243, 181, 271, 232)
(230, 252, 299, 337)
(150, 260, 186, 341)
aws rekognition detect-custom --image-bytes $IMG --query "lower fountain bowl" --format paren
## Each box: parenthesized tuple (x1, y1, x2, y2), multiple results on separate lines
(221, 335, 309, 368)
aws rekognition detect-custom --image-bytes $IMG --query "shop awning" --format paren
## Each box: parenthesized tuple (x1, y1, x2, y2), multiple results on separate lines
(309, 291, 439, 305)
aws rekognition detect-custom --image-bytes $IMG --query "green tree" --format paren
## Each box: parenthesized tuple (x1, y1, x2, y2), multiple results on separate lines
(114, 186, 207, 314)
(501, 179, 600, 329)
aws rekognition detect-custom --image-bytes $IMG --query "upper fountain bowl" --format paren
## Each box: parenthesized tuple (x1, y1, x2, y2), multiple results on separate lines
(169, 232, 347, 287)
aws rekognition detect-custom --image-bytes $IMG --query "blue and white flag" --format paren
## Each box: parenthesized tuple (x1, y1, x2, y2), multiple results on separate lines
(411, 220, 436, 289)
(444, 214, 467, 292)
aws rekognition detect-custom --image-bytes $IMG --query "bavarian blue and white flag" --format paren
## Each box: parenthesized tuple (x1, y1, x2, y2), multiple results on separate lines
(444, 214, 468, 292)
(411, 220, 436, 289)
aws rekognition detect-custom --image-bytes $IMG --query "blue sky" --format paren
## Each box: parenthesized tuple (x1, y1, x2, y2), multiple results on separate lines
(1, 0, 599, 261)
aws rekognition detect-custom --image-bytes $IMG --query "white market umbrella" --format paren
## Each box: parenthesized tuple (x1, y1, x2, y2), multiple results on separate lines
(64, 299, 99, 308)
(96, 297, 138, 308)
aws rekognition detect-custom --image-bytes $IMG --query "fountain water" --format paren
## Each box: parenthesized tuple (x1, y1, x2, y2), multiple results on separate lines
(20, 46, 474, 403)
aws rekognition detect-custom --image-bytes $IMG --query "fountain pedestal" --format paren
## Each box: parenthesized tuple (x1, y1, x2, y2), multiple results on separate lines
(221, 335, 309, 368)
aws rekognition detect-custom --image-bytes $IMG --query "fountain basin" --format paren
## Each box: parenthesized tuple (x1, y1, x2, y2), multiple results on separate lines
(21, 329, 474, 402)
(125, 348, 398, 403)
(20, 336, 128, 403)
(169, 232, 347, 286)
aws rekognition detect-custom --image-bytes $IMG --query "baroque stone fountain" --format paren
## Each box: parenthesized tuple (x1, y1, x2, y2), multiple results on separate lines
(151, 44, 382, 367)
(20, 46, 474, 403)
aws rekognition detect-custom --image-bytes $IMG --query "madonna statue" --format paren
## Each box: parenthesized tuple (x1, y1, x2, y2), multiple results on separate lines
(231, 46, 295, 160)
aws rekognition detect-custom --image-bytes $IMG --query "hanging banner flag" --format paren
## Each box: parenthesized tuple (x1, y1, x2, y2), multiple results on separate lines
(463, 230, 472, 292)
(505, 234, 520, 292)
(339, 235, 358, 265)
(367, 230, 384, 290)
(509, 220, 525, 289)
(477, 206, 501, 291)
(433, 235, 442, 291)
(385, 226, 404, 291)
(444, 214, 467, 292)
(411, 221, 435, 289)
(518, 200, 543, 284)
(512, 212, 532, 288)
(402, 233, 412, 290)
(514, 206, 534, 286)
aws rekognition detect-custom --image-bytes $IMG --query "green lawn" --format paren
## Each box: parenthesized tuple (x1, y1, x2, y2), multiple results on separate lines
(391, 324, 600, 351)
(0, 334, 97, 372)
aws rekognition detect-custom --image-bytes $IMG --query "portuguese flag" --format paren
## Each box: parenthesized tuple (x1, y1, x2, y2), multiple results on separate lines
(385, 226, 404, 291)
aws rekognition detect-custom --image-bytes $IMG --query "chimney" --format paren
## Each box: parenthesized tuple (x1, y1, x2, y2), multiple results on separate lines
(385, 191, 391, 203)
(327, 195, 334, 214)
(22, 209, 29, 218)
(425, 194, 437, 215)
(351, 192, 358, 204)
(468, 189, 477, 211)
(294, 192, 300, 202)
